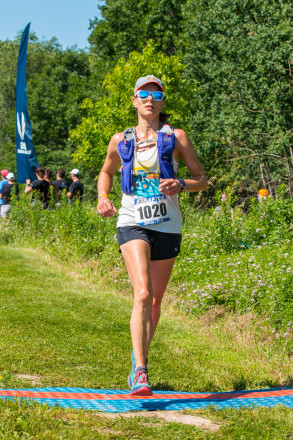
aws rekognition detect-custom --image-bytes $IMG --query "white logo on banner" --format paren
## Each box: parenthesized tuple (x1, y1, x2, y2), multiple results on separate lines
(16, 112, 31, 155)
(17, 112, 25, 140)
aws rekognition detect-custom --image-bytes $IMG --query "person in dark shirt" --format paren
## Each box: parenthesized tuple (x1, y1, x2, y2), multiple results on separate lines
(44, 169, 54, 205)
(25, 166, 50, 209)
(44, 169, 53, 183)
(67, 169, 83, 203)
(0, 172, 18, 218)
(51, 168, 68, 204)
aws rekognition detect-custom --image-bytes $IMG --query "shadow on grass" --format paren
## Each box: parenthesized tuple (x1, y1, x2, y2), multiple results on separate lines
(153, 378, 288, 394)
(281, 376, 293, 388)
(153, 378, 286, 394)
(232, 375, 291, 392)
(152, 382, 175, 391)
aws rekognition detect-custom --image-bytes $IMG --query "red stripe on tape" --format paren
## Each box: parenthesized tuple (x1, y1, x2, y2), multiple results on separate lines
(0, 389, 292, 401)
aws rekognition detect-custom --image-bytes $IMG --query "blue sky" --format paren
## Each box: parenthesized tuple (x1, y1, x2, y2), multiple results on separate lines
(0, 0, 102, 50)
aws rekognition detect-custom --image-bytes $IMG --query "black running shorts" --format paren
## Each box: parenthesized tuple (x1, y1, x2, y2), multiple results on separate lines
(117, 226, 182, 261)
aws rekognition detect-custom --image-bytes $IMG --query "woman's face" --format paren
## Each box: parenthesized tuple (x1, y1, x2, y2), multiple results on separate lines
(132, 83, 165, 119)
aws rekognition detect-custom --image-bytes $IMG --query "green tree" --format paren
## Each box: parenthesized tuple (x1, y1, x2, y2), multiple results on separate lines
(27, 47, 92, 169)
(0, 39, 21, 169)
(88, 0, 188, 110)
(181, 0, 293, 193)
(89, 0, 186, 60)
(70, 42, 194, 172)
(0, 34, 93, 173)
(0, 35, 62, 171)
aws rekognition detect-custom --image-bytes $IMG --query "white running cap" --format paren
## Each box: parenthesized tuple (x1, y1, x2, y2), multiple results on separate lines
(70, 169, 80, 176)
(134, 75, 164, 95)
(7, 172, 15, 180)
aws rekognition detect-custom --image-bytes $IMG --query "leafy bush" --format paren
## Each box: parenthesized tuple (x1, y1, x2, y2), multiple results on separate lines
(195, 186, 293, 254)
(171, 188, 293, 339)
(6, 191, 117, 261)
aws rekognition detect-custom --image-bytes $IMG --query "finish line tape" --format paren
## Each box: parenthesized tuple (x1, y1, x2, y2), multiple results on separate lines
(1, 387, 292, 412)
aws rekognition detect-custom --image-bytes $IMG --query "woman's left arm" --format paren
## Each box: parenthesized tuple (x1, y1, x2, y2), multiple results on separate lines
(159, 129, 208, 196)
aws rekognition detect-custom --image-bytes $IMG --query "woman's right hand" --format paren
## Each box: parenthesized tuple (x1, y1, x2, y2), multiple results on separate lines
(97, 196, 117, 217)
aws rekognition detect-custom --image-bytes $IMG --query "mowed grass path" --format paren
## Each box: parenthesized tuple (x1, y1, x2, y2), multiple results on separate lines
(1, 246, 293, 439)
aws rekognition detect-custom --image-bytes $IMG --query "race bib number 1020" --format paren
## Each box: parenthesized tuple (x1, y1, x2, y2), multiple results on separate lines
(134, 194, 170, 226)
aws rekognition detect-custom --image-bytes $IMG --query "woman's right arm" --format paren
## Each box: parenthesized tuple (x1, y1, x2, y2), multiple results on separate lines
(97, 133, 122, 218)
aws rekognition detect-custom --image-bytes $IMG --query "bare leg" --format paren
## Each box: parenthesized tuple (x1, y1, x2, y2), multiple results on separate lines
(120, 239, 153, 368)
(149, 258, 175, 345)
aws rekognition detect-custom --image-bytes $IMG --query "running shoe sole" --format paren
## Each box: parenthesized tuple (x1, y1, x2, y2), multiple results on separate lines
(130, 386, 153, 396)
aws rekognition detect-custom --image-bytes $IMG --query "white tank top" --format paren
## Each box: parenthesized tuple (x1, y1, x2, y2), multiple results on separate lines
(117, 144, 182, 233)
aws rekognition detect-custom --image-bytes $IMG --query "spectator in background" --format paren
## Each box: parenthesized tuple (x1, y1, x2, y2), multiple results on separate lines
(258, 188, 269, 202)
(52, 168, 68, 204)
(25, 166, 50, 209)
(67, 169, 83, 203)
(44, 169, 54, 184)
(44, 169, 54, 205)
(0, 169, 9, 217)
(0, 172, 18, 218)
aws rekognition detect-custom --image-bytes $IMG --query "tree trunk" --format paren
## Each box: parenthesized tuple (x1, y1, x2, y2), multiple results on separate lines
(264, 163, 273, 197)
(285, 154, 292, 197)
(260, 163, 266, 187)
(289, 146, 293, 167)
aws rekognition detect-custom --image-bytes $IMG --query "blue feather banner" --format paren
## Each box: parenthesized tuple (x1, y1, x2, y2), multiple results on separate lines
(16, 22, 39, 183)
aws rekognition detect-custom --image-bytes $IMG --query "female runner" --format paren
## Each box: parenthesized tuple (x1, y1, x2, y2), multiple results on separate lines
(97, 75, 208, 396)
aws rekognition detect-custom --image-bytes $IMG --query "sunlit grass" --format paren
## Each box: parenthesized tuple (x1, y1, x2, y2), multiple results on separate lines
(1, 399, 293, 440)
(0, 247, 293, 439)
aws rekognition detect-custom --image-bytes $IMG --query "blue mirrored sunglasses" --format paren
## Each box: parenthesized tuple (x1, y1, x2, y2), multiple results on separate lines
(135, 90, 165, 101)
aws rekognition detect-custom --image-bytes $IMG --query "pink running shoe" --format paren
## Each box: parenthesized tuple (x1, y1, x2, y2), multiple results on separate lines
(130, 370, 153, 396)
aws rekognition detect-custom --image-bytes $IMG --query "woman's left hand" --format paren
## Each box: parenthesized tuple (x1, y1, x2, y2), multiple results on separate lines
(159, 179, 181, 195)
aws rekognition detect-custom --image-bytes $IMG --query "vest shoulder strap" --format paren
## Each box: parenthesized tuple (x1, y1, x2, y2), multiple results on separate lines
(122, 127, 135, 142)
(158, 123, 173, 135)
(122, 124, 173, 142)
(120, 124, 174, 150)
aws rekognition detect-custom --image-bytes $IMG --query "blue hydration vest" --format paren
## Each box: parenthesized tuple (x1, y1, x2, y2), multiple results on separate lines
(118, 124, 176, 194)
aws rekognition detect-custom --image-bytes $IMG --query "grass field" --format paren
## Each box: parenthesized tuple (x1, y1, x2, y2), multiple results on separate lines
(1, 246, 293, 439)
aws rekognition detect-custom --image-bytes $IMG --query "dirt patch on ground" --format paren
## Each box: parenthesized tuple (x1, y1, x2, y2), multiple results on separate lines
(15, 374, 42, 385)
(97, 410, 220, 431)
(199, 305, 229, 326)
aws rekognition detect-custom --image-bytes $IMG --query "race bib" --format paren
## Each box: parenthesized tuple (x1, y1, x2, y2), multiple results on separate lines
(134, 194, 170, 226)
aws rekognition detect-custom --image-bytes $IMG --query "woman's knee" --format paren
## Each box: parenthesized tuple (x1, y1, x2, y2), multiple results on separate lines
(134, 289, 153, 308)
